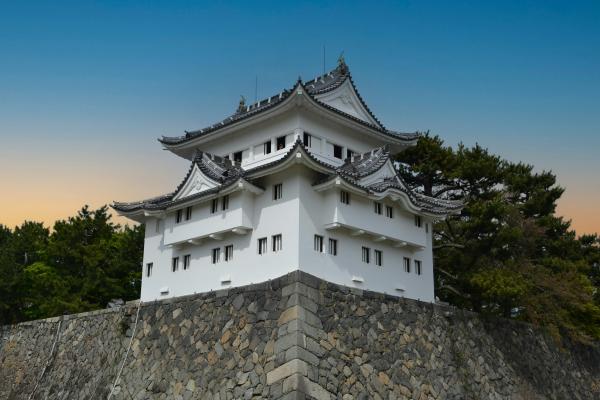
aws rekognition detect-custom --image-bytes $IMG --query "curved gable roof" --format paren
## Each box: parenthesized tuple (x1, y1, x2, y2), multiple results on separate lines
(159, 62, 418, 147)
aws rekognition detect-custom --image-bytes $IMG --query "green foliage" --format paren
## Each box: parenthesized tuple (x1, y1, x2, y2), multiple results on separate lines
(397, 133, 600, 342)
(0, 206, 143, 325)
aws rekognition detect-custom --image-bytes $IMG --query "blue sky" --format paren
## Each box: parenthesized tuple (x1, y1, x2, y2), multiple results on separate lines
(1, 1, 599, 234)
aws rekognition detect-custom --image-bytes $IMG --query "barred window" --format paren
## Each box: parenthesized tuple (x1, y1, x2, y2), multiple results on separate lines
(414, 215, 422, 227)
(264, 140, 272, 154)
(273, 183, 283, 200)
(212, 248, 220, 264)
(385, 206, 393, 218)
(183, 254, 191, 270)
(211, 199, 219, 214)
(172, 257, 179, 272)
(222, 195, 229, 211)
(340, 190, 350, 205)
(362, 247, 370, 263)
(176, 209, 183, 223)
(415, 260, 422, 275)
(374, 202, 382, 215)
(185, 206, 193, 221)
(374, 250, 383, 267)
(328, 238, 337, 256)
(146, 262, 153, 277)
(258, 237, 267, 255)
(225, 245, 233, 261)
(314, 235, 324, 252)
(303, 132, 312, 147)
(233, 151, 242, 163)
(403, 257, 411, 273)
(272, 234, 282, 252)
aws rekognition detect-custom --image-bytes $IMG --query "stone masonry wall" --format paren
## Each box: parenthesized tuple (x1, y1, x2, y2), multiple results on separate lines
(1, 271, 599, 399)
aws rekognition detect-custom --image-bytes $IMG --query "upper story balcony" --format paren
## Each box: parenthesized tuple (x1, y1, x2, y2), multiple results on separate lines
(321, 191, 428, 249)
(163, 191, 255, 247)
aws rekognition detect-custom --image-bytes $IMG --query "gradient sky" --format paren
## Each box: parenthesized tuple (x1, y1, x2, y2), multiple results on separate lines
(1, 1, 599, 235)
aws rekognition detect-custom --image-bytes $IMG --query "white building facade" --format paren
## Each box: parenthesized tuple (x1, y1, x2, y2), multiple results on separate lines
(113, 60, 462, 302)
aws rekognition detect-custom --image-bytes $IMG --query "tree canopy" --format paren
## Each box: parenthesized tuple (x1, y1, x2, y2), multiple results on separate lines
(397, 133, 600, 342)
(0, 206, 143, 324)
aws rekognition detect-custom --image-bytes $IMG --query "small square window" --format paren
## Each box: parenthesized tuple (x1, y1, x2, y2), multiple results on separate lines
(185, 206, 193, 221)
(212, 248, 220, 264)
(374, 250, 383, 267)
(233, 151, 243, 163)
(403, 257, 411, 273)
(272, 234, 282, 252)
(340, 190, 350, 205)
(328, 238, 337, 256)
(374, 202, 382, 215)
(385, 206, 393, 219)
(264, 141, 272, 155)
(176, 209, 183, 223)
(415, 260, 422, 275)
(183, 254, 191, 270)
(273, 183, 283, 200)
(146, 262, 153, 277)
(276, 136, 286, 150)
(362, 247, 370, 263)
(258, 237, 267, 255)
(333, 144, 343, 159)
(225, 245, 233, 261)
(211, 199, 219, 214)
(414, 215, 422, 227)
(172, 257, 179, 272)
(314, 235, 324, 252)
(222, 195, 229, 211)
(303, 133, 312, 147)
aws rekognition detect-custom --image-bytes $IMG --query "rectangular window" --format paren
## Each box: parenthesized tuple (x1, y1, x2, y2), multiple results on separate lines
(272, 234, 282, 252)
(346, 149, 354, 159)
(264, 140, 272, 155)
(374, 202, 382, 215)
(314, 235, 324, 252)
(146, 262, 153, 277)
(362, 247, 370, 264)
(225, 245, 233, 262)
(340, 190, 350, 205)
(374, 250, 383, 267)
(303, 132, 312, 147)
(185, 206, 193, 221)
(333, 144, 343, 159)
(426, 223, 429, 234)
(276, 135, 286, 150)
(385, 205, 393, 218)
(212, 248, 220, 264)
(211, 199, 219, 214)
(415, 260, 422, 275)
(258, 237, 267, 255)
(172, 257, 179, 272)
(273, 183, 283, 200)
(155, 219, 161, 233)
(403, 257, 411, 273)
(183, 254, 191, 270)
(328, 238, 337, 256)
(222, 195, 229, 211)
(414, 215, 422, 227)
(176, 209, 183, 223)
(233, 151, 243, 163)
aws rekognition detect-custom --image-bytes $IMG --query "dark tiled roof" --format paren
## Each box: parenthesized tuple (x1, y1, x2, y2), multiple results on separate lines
(112, 139, 331, 213)
(337, 146, 391, 178)
(159, 62, 419, 146)
(114, 139, 462, 216)
(112, 151, 244, 213)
